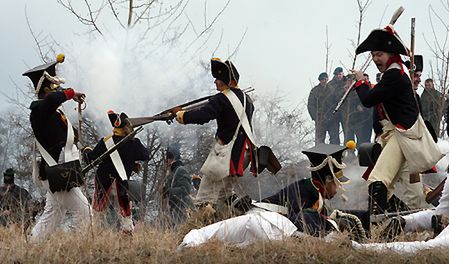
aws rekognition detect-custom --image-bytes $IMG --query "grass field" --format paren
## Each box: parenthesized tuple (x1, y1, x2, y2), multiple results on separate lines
(0, 222, 446, 264)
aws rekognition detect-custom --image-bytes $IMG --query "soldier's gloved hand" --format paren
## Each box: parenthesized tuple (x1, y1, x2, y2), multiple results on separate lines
(175, 111, 185, 124)
(351, 70, 365, 82)
(73, 92, 86, 103)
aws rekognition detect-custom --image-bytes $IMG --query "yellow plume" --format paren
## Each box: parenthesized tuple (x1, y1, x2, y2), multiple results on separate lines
(56, 54, 65, 63)
(346, 140, 356, 150)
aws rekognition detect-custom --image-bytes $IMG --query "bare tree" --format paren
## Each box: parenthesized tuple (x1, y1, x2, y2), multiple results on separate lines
(351, 0, 372, 69)
(55, 0, 231, 50)
(324, 25, 332, 75)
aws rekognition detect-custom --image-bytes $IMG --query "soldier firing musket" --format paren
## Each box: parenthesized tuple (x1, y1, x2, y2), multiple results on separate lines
(126, 87, 254, 127)
(163, 57, 260, 213)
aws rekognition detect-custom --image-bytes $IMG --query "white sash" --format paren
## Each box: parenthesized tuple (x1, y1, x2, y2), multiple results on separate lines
(224, 90, 257, 146)
(35, 107, 78, 166)
(104, 136, 128, 181)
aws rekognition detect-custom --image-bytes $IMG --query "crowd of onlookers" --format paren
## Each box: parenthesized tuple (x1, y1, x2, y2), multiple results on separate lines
(307, 67, 448, 146)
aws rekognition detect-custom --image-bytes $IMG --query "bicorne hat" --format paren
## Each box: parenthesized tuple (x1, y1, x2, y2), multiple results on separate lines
(211, 58, 239, 85)
(356, 25, 409, 56)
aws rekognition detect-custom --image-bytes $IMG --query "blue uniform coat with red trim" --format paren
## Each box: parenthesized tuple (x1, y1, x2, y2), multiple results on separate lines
(356, 68, 418, 131)
(86, 136, 149, 216)
(182, 88, 257, 176)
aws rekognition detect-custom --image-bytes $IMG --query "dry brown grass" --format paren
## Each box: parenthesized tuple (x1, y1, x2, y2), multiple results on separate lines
(1, 222, 448, 264)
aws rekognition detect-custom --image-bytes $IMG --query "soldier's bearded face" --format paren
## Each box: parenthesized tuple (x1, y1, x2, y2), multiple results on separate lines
(371, 51, 391, 73)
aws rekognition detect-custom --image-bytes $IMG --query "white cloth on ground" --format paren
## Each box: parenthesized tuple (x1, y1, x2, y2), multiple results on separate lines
(178, 209, 297, 248)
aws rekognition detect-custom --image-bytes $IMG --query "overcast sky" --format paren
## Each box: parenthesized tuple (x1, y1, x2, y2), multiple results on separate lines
(1, 0, 447, 116)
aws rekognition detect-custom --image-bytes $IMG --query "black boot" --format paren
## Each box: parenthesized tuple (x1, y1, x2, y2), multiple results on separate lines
(380, 216, 406, 241)
(431, 214, 449, 237)
(387, 194, 411, 213)
(368, 181, 388, 215)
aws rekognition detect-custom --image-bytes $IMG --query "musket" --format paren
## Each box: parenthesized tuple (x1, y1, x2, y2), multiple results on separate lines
(333, 57, 372, 113)
(409, 18, 416, 85)
(333, 6, 405, 114)
(370, 208, 425, 223)
(81, 126, 144, 174)
(127, 87, 255, 127)
(425, 178, 446, 205)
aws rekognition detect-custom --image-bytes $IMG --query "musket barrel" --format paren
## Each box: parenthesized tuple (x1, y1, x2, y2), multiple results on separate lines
(81, 126, 144, 174)
(127, 86, 255, 127)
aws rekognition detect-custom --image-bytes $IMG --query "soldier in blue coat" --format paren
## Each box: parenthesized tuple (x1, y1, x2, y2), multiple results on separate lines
(85, 110, 149, 233)
(263, 144, 350, 236)
(352, 24, 420, 215)
(173, 58, 257, 209)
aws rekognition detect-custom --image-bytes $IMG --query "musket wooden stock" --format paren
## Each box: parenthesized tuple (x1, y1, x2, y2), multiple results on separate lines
(425, 178, 446, 204)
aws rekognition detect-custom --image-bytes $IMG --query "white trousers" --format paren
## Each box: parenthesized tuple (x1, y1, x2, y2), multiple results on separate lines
(353, 176, 449, 254)
(402, 176, 449, 232)
(31, 181, 91, 242)
(369, 123, 426, 208)
(353, 226, 449, 254)
(395, 172, 427, 209)
(194, 175, 246, 205)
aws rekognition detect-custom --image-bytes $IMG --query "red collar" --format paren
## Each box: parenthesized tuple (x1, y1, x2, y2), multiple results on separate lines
(386, 54, 404, 75)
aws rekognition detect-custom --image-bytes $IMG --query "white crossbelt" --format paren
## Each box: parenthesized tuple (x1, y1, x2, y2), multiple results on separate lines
(35, 107, 78, 166)
(224, 90, 257, 146)
(104, 136, 128, 181)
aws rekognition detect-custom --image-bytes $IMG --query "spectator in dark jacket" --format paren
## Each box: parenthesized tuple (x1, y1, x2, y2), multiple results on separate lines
(0, 168, 33, 228)
(163, 144, 193, 226)
(308, 72, 342, 145)
(421, 78, 444, 135)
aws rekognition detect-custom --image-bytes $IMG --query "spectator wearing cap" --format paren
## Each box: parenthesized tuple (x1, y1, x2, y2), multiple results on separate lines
(340, 74, 363, 149)
(326, 67, 347, 144)
(84, 110, 149, 233)
(162, 144, 194, 226)
(0, 168, 33, 228)
(345, 74, 373, 144)
(307, 71, 340, 145)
